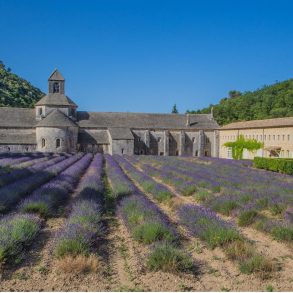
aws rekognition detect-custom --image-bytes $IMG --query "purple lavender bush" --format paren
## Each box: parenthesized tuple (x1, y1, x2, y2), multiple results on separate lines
(104, 154, 136, 198)
(19, 154, 93, 217)
(0, 153, 82, 214)
(178, 204, 240, 248)
(114, 155, 173, 202)
(54, 154, 104, 258)
(0, 213, 41, 263)
(119, 194, 178, 244)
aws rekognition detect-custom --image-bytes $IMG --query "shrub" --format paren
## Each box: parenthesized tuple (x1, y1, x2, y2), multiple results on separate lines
(256, 198, 269, 209)
(120, 195, 178, 244)
(239, 255, 273, 275)
(194, 190, 211, 202)
(212, 200, 239, 216)
(271, 226, 293, 241)
(238, 210, 258, 227)
(133, 222, 174, 244)
(200, 219, 240, 248)
(182, 185, 197, 196)
(22, 202, 49, 218)
(211, 185, 221, 193)
(56, 254, 99, 273)
(253, 157, 293, 175)
(55, 237, 91, 258)
(178, 205, 240, 248)
(156, 190, 173, 202)
(0, 214, 41, 263)
(147, 242, 194, 273)
(225, 240, 254, 261)
(269, 203, 286, 216)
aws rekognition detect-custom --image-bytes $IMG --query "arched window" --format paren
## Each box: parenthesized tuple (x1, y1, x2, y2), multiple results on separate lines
(53, 82, 60, 93)
(41, 138, 46, 148)
(56, 138, 61, 148)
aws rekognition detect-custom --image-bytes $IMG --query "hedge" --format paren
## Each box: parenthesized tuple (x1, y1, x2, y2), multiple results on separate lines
(253, 157, 293, 175)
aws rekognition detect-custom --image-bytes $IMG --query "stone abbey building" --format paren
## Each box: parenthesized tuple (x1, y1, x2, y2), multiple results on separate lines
(0, 70, 220, 156)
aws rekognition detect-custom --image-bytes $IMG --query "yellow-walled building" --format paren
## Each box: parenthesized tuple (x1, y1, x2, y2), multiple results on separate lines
(219, 117, 293, 159)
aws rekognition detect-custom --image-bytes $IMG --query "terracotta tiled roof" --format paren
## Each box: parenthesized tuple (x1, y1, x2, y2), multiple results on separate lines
(221, 117, 293, 130)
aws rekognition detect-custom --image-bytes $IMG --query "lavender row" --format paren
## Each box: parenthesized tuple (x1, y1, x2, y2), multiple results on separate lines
(0, 155, 38, 167)
(104, 154, 135, 198)
(54, 154, 104, 258)
(178, 204, 240, 248)
(126, 156, 197, 196)
(0, 153, 83, 213)
(106, 156, 194, 272)
(138, 156, 293, 242)
(113, 155, 173, 202)
(139, 156, 292, 216)
(76, 154, 104, 201)
(0, 155, 66, 189)
(119, 193, 178, 244)
(106, 155, 178, 242)
(19, 154, 93, 218)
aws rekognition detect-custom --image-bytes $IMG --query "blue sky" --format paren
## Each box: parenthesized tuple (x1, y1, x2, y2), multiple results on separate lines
(1, 0, 293, 113)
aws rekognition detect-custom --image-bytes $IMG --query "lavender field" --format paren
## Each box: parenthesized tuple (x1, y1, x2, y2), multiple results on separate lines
(0, 153, 292, 291)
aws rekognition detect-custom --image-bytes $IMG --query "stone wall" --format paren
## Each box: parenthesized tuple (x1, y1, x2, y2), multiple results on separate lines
(219, 127, 293, 159)
(36, 126, 78, 153)
(109, 139, 134, 155)
(0, 144, 36, 152)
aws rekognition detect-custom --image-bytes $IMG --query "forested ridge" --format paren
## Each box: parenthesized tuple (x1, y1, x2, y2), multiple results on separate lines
(187, 80, 293, 125)
(0, 61, 44, 108)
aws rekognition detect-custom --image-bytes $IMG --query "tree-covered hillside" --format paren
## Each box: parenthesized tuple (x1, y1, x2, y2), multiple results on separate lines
(187, 80, 293, 125)
(0, 61, 44, 108)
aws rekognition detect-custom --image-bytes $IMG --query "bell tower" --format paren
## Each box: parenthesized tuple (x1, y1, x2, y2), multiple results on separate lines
(48, 69, 65, 94)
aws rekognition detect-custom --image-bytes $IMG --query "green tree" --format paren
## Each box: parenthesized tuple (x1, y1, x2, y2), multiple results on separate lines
(172, 104, 179, 114)
(224, 135, 263, 160)
(188, 79, 293, 125)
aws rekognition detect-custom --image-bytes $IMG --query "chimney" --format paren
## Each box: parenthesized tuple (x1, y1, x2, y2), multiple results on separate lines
(186, 114, 190, 127)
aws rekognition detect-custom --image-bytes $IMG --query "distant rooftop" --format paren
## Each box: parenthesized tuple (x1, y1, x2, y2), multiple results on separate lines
(221, 116, 293, 130)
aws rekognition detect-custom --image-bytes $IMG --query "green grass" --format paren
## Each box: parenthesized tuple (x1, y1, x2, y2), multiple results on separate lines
(269, 204, 286, 216)
(199, 219, 240, 248)
(133, 222, 175, 244)
(194, 190, 211, 203)
(212, 201, 239, 216)
(0, 215, 40, 263)
(55, 238, 90, 258)
(271, 226, 293, 241)
(238, 210, 258, 227)
(21, 202, 49, 218)
(147, 242, 194, 273)
(182, 185, 197, 196)
(239, 255, 273, 275)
